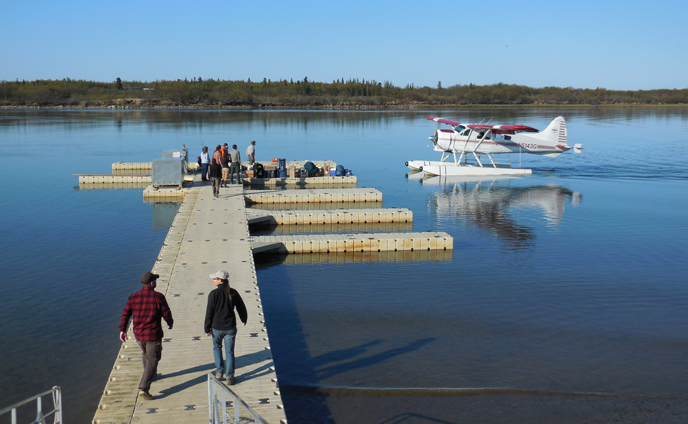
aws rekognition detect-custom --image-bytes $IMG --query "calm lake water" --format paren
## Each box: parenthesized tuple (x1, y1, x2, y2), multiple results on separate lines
(1, 108, 687, 423)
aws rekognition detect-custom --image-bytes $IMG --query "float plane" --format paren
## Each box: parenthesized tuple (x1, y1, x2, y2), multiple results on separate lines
(406, 116, 581, 176)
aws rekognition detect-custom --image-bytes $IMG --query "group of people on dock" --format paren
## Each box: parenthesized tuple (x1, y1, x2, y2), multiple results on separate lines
(119, 270, 247, 400)
(199, 141, 256, 198)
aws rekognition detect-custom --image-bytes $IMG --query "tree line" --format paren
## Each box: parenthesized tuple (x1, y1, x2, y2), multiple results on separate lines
(1, 77, 687, 107)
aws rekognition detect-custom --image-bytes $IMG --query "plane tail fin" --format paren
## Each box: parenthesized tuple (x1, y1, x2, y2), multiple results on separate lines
(538, 116, 567, 146)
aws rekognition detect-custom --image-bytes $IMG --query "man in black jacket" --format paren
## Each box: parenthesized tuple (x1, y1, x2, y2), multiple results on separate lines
(204, 270, 247, 384)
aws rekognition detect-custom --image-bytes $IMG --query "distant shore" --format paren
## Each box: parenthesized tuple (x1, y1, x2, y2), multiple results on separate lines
(4, 79, 687, 109)
(3, 103, 688, 110)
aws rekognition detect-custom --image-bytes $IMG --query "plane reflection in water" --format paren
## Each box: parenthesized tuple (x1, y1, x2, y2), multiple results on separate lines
(411, 173, 581, 250)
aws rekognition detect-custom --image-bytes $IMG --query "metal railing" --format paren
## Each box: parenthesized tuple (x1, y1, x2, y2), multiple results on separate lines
(207, 373, 268, 424)
(0, 386, 62, 424)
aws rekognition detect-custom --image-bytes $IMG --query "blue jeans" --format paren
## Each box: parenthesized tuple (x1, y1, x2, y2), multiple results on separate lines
(212, 327, 237, 377)
(201, 163, 209, 180)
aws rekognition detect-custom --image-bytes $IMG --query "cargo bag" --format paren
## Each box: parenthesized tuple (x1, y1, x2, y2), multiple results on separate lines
(303, 161, 319, 177)
(335, 164, 346, 176)
(254, 163, 265, 178)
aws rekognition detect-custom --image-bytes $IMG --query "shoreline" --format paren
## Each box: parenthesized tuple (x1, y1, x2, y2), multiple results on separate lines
(3, 103, 688, 110)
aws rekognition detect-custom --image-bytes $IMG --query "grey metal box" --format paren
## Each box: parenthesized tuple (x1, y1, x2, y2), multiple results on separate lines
(152, 158, 184, 187)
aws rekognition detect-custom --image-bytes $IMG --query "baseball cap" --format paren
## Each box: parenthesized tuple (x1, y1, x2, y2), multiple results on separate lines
(141, 272, 159, 284)
(210, 270, 229, 279)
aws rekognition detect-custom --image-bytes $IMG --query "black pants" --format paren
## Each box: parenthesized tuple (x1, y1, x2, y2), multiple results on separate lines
(137, 340, 162, 390)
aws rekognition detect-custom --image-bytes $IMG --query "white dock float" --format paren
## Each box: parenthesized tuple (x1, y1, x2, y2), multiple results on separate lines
(142, 185, 188, 201)
(251, 232, 453, 254)
(112, 162, 152, 171)
(75, 174, 152, 184)
(246, 208, 412, 226)
(244, 188, 382, 204)
(248, 201, 382, 211)
(254, 221, 414, 235)
(94, 184, 287, 424)
(79, 182, 151, 190)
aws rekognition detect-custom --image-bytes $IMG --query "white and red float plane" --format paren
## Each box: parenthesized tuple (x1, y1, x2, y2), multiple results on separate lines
(406, 116, 581, 176)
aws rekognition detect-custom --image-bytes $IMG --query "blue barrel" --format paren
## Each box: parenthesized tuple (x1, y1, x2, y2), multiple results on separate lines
(278, 158, 287, 178)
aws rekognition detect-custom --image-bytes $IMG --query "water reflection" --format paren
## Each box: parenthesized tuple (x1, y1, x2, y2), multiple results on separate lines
(152, 202, 181, 230)
(422, 175, 581, 249)
(256, 249, 453, 267)
(251, 221, 413, 236)
(3, 108, 687, 129)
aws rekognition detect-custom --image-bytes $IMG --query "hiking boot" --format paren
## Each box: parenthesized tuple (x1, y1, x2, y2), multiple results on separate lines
(227, 376, 236, 385)
(139, 389, 153, 400)
(215, 371, 225, 381)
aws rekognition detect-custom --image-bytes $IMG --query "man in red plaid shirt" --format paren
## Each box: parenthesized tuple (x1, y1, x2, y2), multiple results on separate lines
(119, 272, 174, 400)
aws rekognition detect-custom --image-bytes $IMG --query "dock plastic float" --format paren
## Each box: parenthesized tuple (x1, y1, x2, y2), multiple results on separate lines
(75, 174, 152, 184)
(244, 188, 382, 204)
(112, 162, 152, 171)
(251, 232, 453, 254)
(246, 208, 412, 225)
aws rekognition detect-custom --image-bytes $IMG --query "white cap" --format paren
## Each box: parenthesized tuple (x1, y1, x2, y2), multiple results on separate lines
(209, 270, 229, 279)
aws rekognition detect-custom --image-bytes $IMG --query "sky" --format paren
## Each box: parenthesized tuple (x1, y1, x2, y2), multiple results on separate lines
(1, 0, 687, 91)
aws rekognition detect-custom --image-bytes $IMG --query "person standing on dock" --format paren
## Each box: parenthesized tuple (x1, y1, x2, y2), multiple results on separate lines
(209, 158, 222, 198)
(220, 149, 230, 188)
(246, 140, 256, 165)
(200, 146, 210, 181)
(228, 144, 241, 184)
(205, 270, 247, 385)
(119, 272, 174, 400)
(212, 144, 223, 168)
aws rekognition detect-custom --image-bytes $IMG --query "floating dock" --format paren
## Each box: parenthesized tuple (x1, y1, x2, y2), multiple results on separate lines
(246, 208, 412, 226)
(93, 185, 287, 424)
(75, 174, 152, 184)
(251, 232, 452, 254)
(142, 185, 188, 202)
(244, 188, 382, 204)
(112, 162, 152, 171)
(93, 162, 453, 424)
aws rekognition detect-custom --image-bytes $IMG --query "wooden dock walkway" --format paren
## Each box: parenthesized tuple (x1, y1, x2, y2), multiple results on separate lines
(93, 183, 287, 424)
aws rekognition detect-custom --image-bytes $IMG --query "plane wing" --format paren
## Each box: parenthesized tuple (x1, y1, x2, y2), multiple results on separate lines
(427, 117, 538, 133)
(467, 124, 539, 133)
(427, 116, 462, 126)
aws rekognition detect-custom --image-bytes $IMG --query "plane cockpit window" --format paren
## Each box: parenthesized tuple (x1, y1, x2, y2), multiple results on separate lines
(462, 129, 471, 136)
(454, 125, 466, 133)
